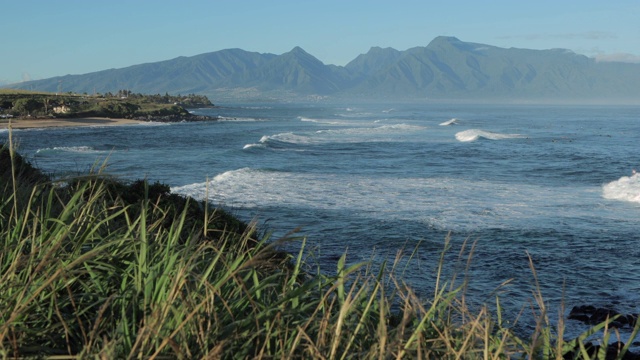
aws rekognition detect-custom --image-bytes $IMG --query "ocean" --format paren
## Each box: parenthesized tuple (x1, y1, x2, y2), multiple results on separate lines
(3, 102, 639, 339)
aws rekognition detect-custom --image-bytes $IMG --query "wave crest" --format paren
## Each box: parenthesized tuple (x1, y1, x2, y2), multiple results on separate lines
(455, 129, 524, 142)
(260, 132, 312, 145)
(439, 118, 458, 126)
(242, 143, 265, 150)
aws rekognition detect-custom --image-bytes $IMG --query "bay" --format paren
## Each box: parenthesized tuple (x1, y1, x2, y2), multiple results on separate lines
(3, 102, 639, 338)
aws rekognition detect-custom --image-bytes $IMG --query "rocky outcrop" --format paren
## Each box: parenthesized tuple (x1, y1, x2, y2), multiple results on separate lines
(568, 305, 638, 329)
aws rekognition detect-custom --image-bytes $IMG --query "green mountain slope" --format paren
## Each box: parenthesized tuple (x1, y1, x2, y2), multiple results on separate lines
(7, 36, 640, 103)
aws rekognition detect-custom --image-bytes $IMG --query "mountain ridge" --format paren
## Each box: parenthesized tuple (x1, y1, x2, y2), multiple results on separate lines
(6, 36, 640, 103)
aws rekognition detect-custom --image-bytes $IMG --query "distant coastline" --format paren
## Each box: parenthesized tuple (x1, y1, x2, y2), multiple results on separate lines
(0, 90, 218, 129)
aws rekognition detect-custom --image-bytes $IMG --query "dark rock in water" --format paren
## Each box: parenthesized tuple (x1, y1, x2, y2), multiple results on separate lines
(591, 308, 619, 324)
(563, 341, 640, 360)
(565, 305, 640, 359)
(568, 305, 635, 327)
(583, 305, 597, 313)
(567, 305, 591, 323)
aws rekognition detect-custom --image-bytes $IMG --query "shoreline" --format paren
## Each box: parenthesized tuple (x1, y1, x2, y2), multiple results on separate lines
(0, 117, 146, 130)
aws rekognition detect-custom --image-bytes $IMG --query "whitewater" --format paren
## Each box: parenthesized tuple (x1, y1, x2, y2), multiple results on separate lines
(3, 102, 639, 339)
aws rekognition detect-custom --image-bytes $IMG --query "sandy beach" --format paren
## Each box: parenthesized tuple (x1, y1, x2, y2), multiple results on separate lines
(0, 117, 145, 130)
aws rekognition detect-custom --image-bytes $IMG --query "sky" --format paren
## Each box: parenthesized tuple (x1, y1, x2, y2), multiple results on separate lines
(2, 0, 639, 85)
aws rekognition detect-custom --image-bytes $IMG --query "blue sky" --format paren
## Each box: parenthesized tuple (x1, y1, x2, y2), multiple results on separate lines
(2, 0, 639, 84)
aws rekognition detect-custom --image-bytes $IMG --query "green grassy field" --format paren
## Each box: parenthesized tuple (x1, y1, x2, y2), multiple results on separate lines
(1, 133, 637, 359)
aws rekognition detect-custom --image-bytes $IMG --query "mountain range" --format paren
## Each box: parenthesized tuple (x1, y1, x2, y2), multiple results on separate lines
(7, 36, 640, 103)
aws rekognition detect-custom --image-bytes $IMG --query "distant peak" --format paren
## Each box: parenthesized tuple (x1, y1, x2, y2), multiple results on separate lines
(366, 46, 399, 54)
(289, 46, 308, 54)
(426, 36, 491, 53)
(435, 36, 461, 42)
(427, 36, 462, 46)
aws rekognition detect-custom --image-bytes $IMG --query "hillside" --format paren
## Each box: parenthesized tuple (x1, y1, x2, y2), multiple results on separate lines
(5, 36, 640, 103)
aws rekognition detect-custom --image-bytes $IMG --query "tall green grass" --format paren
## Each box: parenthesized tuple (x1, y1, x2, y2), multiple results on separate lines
(1, 138, 638, 359)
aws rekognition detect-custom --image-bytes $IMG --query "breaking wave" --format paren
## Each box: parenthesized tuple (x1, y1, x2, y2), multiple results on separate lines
(171, 167, 603, 232)
(259, 132, 313, 145)
(455, 129, 524, 142)
(243, 132, 313, 150)
(244, 123, 426, 150)
(242, 143, 265, 150)
(602, 173, 640, 203)
(439, 118, 458, 126)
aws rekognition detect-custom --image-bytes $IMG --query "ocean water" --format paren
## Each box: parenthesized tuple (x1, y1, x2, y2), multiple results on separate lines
(3, 102, 640, 339)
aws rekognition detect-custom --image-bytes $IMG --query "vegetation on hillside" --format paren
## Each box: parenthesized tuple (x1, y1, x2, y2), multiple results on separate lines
(7, 37, 640, 103)
(0, 90, 214, 120)
(1, 137, 638, 358)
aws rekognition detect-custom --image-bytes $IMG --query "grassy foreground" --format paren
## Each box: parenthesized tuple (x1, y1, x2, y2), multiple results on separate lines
(1, 137, 638, 359)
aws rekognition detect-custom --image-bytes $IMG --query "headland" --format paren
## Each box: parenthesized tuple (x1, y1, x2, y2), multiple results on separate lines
(0, 89, 217, 130)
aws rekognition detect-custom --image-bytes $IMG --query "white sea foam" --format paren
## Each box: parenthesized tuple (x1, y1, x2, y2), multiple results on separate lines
(316, 123, 424, 136)
(298, 117, 316, 122)
(378, 123, 424, 131)
(439, 118, 458, 126)
(258, 132, 314, 146)
(251, 123, 428, 149)
(602, 173, 640, 203)
(36, 146, 105, 154)
(240, 106, 272, 109)
(299, 116, 344, 125)
(138, 121, 171, 126)
(455, 129, 524, 142)
(218, 116, 262, 122)
(171, 168, 599, 232)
